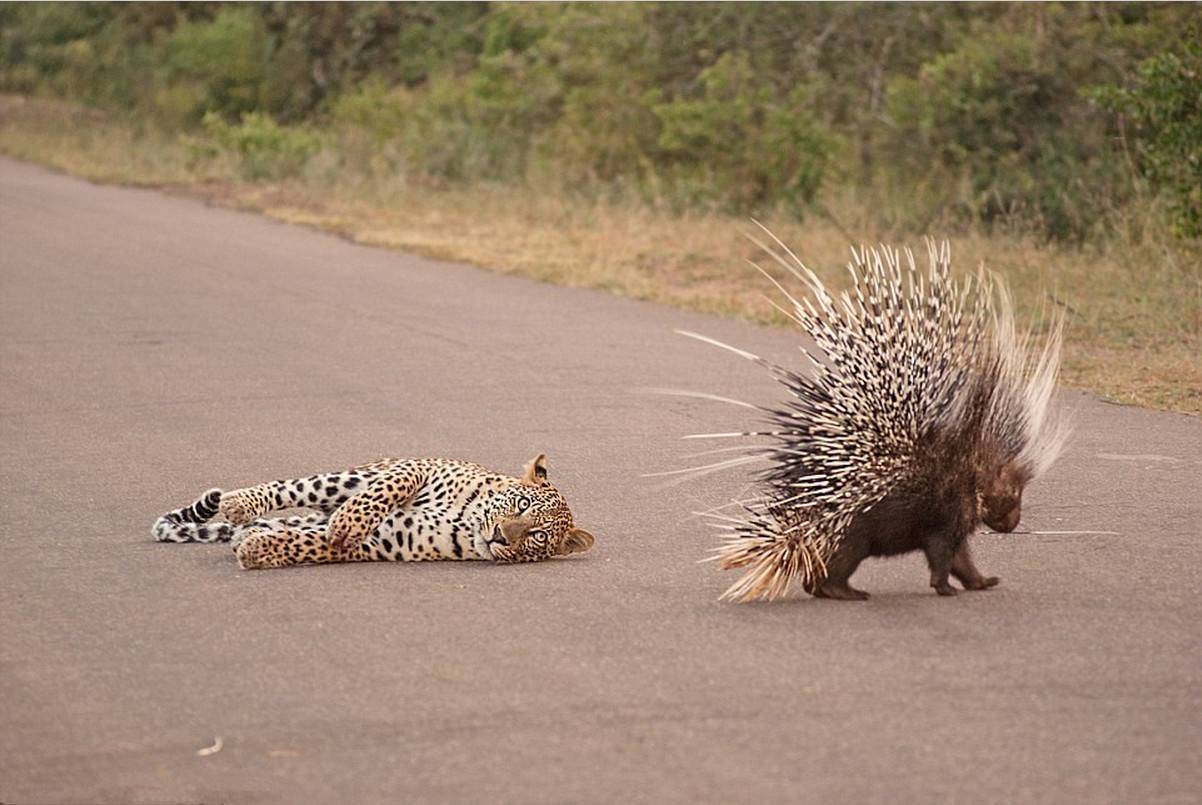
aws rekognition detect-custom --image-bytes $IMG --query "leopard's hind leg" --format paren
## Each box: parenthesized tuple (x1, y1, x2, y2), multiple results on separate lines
(219, 464, 392, 525)
(234, 512, 370, 570)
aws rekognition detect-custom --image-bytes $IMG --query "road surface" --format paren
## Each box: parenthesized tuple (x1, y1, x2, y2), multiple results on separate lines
(2, 157, 1200, 804)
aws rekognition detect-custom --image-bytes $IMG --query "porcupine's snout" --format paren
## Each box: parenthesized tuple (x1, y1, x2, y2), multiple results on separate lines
(983, 499, 1021, 533)
(979, 460, 1027, 533)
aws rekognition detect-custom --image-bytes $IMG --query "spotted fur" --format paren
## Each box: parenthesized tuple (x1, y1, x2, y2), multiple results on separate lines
(152, 454, 595, 570)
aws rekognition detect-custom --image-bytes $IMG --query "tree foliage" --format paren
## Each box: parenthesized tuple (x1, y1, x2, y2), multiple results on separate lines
(0, 2, 1195, 240)
(1092, 28, 1202, 238)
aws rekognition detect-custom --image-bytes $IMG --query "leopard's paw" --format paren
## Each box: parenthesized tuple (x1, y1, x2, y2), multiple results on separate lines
(229, 526, 248, 549)
(325, 505, 375, 555)
(234, 529, 280, 570)
(220, 487, 269, 525)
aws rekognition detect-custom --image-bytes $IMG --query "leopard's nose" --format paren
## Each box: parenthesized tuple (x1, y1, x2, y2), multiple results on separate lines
(490, 526, 508, 545)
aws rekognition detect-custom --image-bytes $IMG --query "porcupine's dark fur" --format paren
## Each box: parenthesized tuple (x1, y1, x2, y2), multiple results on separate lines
(674, 229, 1068, 602)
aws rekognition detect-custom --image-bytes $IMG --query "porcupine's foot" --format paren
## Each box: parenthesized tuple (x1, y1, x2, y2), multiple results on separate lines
(812, 544, 870, 600)
(926, 538, 961, 596)
(931, 573, 959, 596)
(950, 541, 1000, 591)
(814, 580, 870, 601)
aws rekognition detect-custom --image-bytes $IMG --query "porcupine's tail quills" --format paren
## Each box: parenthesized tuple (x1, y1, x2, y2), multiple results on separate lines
(152, 488, 234, 543)
(675, 229, 1065, 602)
(708, 509, 829, 603)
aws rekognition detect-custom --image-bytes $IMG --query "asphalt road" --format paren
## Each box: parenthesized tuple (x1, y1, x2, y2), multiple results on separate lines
(2, 156, 1200, 805)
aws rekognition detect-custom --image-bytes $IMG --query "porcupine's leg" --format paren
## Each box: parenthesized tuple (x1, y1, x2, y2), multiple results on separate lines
(925, 533, 961, 596)
(950, 541, 1000, 591)
(813, 538, 871, 601)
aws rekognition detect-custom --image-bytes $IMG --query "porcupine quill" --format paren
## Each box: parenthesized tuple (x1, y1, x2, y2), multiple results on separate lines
(660, 226, 1070, 602)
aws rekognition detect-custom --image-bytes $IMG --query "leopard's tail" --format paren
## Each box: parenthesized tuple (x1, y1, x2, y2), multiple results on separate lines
(152, 488, 235, 543)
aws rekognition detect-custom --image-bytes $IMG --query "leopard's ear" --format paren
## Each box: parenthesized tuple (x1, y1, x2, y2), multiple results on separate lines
(557, 526, 594, 556)
(522, 453, 549, 486)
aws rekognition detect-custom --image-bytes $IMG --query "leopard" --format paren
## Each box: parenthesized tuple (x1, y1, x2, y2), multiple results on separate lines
(152, 454, 595, 570)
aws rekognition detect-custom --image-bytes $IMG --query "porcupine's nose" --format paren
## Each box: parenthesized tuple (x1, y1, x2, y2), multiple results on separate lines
(988, 504, 1021, 533)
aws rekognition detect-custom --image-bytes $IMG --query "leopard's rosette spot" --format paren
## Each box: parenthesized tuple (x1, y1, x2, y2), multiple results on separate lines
(154, 454, 595, 569)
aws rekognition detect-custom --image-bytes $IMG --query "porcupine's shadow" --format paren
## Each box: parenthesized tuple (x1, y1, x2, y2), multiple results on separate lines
(709, 553, 1009, 612)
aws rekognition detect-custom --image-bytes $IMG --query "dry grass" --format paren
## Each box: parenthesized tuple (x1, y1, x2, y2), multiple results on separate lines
(3, 95, 1198, 414)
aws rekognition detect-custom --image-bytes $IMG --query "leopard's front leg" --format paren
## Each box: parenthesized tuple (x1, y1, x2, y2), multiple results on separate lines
(235, 515, 368, 570)
(326, 466, 427, 553)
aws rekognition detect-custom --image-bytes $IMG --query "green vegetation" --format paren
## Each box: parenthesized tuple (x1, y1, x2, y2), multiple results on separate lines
(0, 3, 1198, 413)
(2, 2, 1198, 240)
(1092, 34, 1202, 238)
(202, 111, 321, 180)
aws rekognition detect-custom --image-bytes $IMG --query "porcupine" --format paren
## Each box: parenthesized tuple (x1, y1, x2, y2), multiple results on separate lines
(674, 229, 1068, 602)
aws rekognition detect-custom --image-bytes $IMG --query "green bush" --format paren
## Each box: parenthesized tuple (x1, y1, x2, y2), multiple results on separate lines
(0, 4, 113, 94)
(164, 7, 266, 123)
(2, 2, 1196, 242)
(202, 111, 320, 180)
(653, 52, 833, 212)
(389, 48, 560, 183)
(883, 30, 1124, 241)
(1092, 32, 1202, 239)
(330, 80, 406, 143)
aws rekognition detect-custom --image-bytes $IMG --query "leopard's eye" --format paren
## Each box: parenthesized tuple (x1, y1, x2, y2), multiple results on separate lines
(516, 496, 531, 513)
(527, 529, 546, 544)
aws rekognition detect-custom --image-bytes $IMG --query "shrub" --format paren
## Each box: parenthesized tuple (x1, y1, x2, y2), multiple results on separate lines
(164, 7, 266, 123)
(653, 52, 833, 213)
(202, 111, 320, 180)
(388, 49, 560, 183)
(882, 30, 1127, 241)
(2, 3, 1194, 242)
(330, 80, 407, 143)
(1092, 31, 1202, 239)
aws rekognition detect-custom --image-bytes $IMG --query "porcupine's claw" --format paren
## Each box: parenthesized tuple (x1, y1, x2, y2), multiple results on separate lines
(932, 580, 959, 596)
(813, 581, 870, 601)
(683, 233, 1068, 603)
(950, 542, 1000, 591)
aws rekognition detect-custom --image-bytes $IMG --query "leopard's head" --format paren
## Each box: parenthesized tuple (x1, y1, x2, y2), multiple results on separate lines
(480, 454, 595, 563)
